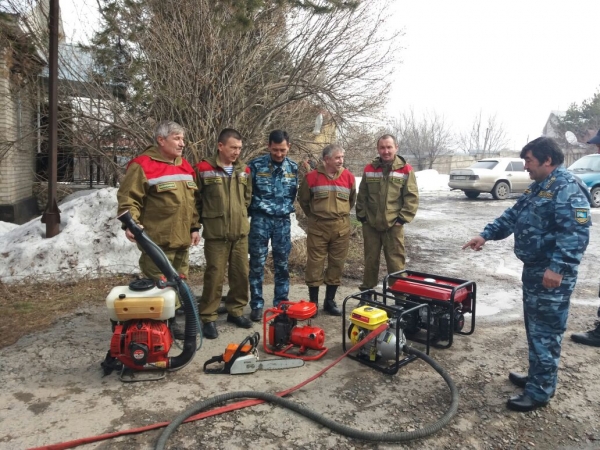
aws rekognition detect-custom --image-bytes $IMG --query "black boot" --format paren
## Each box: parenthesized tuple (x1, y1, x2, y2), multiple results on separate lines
(324, 284, 341, 316)
(169, 317, 185, 340)
(358, 291, 372, 307)
(571, 321, 600, 347)
(309, 286, 319, 317)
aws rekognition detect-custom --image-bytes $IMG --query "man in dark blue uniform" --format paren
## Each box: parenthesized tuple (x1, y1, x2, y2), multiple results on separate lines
(570, 128, 600, 347)
(463, 137, 591, 412)
(247, 130, 298, 322)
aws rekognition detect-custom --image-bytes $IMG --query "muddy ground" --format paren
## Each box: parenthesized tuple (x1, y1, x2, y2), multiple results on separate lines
(1, 190, 599, 450)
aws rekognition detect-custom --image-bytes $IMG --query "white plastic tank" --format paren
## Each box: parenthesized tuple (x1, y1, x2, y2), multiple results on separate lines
(106, 286, 177, 321)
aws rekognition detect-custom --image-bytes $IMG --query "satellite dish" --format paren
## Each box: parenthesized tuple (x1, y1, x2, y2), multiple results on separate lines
(565, 131, 577, 145)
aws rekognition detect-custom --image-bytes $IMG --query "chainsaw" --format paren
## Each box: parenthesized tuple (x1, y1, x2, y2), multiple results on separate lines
(203, 332, 305, 375)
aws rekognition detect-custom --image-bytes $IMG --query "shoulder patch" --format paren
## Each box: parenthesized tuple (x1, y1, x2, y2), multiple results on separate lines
(575, 208, 590, 224)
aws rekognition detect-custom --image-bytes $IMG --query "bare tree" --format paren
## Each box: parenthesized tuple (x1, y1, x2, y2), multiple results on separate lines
(88, 0, 402, 162)
(339, 121, 386, 174)
(1, 0, 402, 190)
(389, 110, 454, 170)
(458, 111, 509, 156)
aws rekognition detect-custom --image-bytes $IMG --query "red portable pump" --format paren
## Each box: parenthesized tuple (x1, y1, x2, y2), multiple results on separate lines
(263, 300, 327, 360)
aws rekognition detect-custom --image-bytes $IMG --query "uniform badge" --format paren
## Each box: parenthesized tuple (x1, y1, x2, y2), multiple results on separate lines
(156, 181, 177, 192)
(575, 208, 590, 224)
(186, 181, 198, 189)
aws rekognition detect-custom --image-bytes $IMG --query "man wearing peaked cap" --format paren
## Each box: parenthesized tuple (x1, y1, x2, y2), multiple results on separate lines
(586, 129, 600, 153)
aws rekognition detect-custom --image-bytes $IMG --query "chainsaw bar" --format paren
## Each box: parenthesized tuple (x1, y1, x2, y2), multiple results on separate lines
(229, 354, 304, 374)
(258, 358, 305, 371)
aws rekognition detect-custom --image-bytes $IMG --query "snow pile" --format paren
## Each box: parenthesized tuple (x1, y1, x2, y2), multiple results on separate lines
(0, 188, 138, 283)
(0, 169, 449, 284)
(355, 169, 449, 193)
(415, 169, 450, 192)
(0, 187, 307, 284)
(0, 221, 19, 236)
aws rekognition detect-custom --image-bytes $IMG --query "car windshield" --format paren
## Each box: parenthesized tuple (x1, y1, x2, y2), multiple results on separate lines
(568, 156, 600, 172)
(470, 161, 499, 170)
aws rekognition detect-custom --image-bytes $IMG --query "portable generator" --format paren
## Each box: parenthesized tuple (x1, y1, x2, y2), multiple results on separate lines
(383, 270, 476, 349)
(263, 300, 327, 360)
(342, 292, 430, 374)
(101, 211, 201, 381)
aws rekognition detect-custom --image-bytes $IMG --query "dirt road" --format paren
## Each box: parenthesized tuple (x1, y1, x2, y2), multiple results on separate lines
(1, 190, 599, 449)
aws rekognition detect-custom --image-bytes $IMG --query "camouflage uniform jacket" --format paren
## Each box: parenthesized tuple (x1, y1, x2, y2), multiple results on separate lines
(195, 155, 252, 241)
(298, 163, 356, 219)
(356, 155, 419, 231)
(480, 166, 591, 276)
(248, 154, 298, 217)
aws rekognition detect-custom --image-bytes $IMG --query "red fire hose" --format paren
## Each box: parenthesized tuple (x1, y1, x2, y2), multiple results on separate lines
(29, 323, 390, 450)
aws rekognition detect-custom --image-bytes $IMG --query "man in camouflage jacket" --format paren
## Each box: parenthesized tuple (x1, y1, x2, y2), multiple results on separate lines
(247, 130, 298, 322)
(464, 137, 591, 412)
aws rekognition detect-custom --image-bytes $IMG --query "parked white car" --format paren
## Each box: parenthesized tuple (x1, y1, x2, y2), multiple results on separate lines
(448, 157, 531, 200)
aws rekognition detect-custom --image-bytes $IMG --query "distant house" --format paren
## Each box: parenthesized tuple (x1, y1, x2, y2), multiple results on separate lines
(542, 110, 566, 139)
(0, 3, 124, 223)
(0, 13, 44, 223)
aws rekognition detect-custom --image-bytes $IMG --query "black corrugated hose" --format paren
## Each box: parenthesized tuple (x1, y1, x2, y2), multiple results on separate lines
(155, 345, 458, 449)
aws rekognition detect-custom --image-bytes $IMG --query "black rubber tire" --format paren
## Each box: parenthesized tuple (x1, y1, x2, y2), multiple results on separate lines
(591, 187, 600, 208)
(492, 181, 510, 200)
(464, 191, 480, 199)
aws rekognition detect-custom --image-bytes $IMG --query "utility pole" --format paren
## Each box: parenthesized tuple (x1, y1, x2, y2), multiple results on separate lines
(41, 0, 61, 238)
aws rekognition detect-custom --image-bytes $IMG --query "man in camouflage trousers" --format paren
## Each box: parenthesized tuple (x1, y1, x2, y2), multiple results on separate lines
(570, 128, 600, 347)
(247, 130, 298, 322)
(195, 128, 253, 339)
(356, 134, 419, 299)
(298, 144, 356, 316)
(464, 137, 591, 412)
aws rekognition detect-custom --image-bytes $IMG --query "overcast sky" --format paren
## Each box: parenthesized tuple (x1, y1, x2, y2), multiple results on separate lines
(388, 0, 600, 149)
(57, 0, 600, 150)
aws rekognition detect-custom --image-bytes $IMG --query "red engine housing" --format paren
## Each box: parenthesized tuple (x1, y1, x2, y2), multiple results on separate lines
(385, 270, 476, 349)
(110, 320, 173, 370)
(263, 300, 328, 360)
(290, 325, 325, 349)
